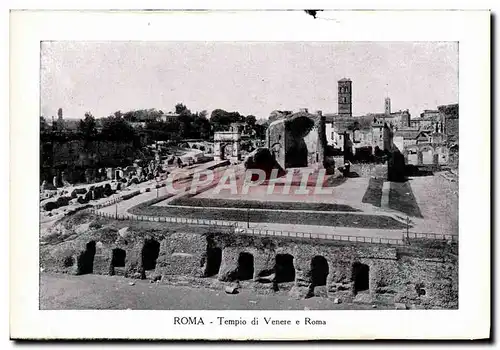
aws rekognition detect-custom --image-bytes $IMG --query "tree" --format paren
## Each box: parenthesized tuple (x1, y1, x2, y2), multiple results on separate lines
(210, 109, 244, 131)
(78, 112, 97, 138)
(101, 115, 136, 141)
(40, 116, 49, 133)
(254, 121, 268, 140)
(175, 103, 190, 115)
(191, 112, 211, 139)
(199, 110, 208, 119)
(144, 119, 181, 141)
(245, 115, 257, 127)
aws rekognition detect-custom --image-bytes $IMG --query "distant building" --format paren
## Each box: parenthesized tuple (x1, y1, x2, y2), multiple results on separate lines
(410, 109, 443, 131)
(159, 112, 180, 123)
(45, 110, 81, 133)
(394, 104, 457, 167)
(438, 103, 459, 167)
(272, 77, 456, 167)
(438, 104, 459, 147)
(393, 128, 420, 148)
(324, 79, 410, 158)
(129, 121, 147, 129)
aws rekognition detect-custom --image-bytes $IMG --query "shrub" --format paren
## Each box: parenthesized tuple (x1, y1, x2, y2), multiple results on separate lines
(43, 201, 58, 211)
(55, 196, 71, 207)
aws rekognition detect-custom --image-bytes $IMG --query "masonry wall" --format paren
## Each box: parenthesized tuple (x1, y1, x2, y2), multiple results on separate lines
(266, 119, 286, 169)
(41, 228, 458, 309)
(40, 140, 139, 183)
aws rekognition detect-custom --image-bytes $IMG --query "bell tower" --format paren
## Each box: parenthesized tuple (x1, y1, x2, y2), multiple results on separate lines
(384, 97, 391, 115)
(338, 78, 352, 117)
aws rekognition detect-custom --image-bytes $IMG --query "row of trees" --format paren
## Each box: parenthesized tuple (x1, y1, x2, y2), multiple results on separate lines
(41, 103, 269, 143)
(146, 103, 212, 140)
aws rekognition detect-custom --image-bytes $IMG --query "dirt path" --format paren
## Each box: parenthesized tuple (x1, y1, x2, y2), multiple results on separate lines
(39, 273, 388, 310)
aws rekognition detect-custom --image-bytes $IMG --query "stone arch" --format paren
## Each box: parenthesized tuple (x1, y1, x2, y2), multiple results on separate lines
(418, 145, 434, 165)
(141, 238, 160, 272)
(109, 248, 126, 275)
(352, 262, 370, 294)
(415, 282, 426, 297)
(76, 241, 96, 275)
(310, 255, 329, 286)
(406, 146, 419, 165)
(214, 130, 241, 161)
(436, 146, 448, 164)
(63, 256, 74, 268)
(237, 252, 254, 280)
(285, 116, 315, 168)
(220, 143, 233, 160)
(275, 254, 295, 283)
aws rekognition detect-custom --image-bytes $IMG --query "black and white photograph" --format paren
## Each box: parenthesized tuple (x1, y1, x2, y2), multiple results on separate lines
(38, 39, 459, 311)
(9, 9, 490, 340)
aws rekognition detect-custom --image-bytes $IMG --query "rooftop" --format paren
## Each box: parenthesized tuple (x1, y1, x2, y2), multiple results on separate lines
(394, 129, 420, 140)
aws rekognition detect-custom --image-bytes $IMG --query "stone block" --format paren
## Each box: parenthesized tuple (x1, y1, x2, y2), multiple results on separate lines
(314, 285, 328, 298)
(395, 303, 407, 310)
(288, 286, 310, 300)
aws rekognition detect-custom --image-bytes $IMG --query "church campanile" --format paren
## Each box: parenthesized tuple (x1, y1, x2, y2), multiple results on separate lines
(338, 78, 352, 117)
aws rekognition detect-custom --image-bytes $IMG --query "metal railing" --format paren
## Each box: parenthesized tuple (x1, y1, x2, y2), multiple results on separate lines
(404, 231, 458, 242)
(93, 197, 123, 209)
(88, 208, 406, 245)
(92, 190, 142, 209)
(242, 228, 405, 245)
(87, 209, 457, 246)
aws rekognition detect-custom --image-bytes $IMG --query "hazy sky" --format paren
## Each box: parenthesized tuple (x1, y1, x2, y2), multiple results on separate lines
(40, 41, 458, 120)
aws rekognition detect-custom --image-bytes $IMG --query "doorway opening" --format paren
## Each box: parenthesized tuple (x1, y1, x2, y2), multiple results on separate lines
(275, 254, 295, 283)
(204, 247, 222, 277)
(141, 239, 160, 271)
(352, 262, 370, 293)
(310, 255, 329, 286)
(237, 252, 254, 280)
(77, 241, 96, 275)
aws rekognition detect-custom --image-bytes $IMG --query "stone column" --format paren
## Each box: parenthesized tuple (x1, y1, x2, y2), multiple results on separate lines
(214, 142, 221, 161)
(232, 141, 241, 161)
(217, 247, 239, 281)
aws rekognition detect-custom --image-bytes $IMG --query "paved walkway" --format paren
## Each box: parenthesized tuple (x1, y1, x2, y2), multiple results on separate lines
(406, 173, 459, 235)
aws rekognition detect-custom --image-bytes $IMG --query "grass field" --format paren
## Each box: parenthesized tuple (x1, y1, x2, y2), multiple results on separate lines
(361, 178, 384, 207)
(129, 202, 407, 229)
(169, 197, 361, 212)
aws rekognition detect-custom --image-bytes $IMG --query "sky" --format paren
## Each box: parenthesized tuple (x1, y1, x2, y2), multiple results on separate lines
(40, 41, 458, 120)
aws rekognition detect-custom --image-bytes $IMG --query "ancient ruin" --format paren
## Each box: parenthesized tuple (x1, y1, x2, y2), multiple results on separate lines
(40, 212, 458, 309)
(214, 124, 241, 162)
(266, 109, 328, 170)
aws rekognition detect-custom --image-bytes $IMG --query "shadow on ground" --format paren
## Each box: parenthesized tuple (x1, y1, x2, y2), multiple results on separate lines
(388, 181, 423, 218)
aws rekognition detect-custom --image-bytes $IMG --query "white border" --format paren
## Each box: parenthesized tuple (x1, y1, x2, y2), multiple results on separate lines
(9, 10, 490, 340)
